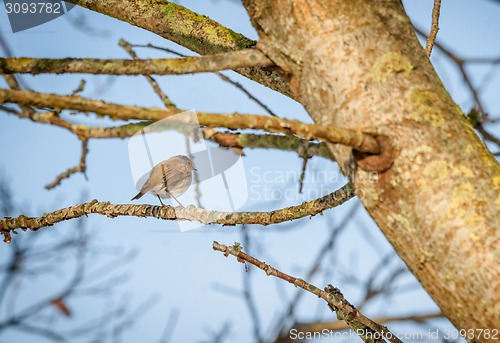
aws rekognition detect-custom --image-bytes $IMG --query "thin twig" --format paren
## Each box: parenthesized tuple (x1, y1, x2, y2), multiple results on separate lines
(0, 173, 148, 342)
(71, 79, 86, 96)
(270, 204, 359, 341)
(298, 156, 309, 194)
(416, 26, 486, 112)
(184, 134, 203, 208)
(134, 43, 278, 116)
(240, 226, 262, 342)
(118, 39, 176, 108)
(425, 0, 442, 57)
(0, 33, 29, 91)
(159, 308, 180, 343)
(215, 72, 278, 117)
(0, 104, 19, 115)
(45, 138, 89, 190)
(213, 242, 402, 343)
(415, 26, 500, 148)
(110, 295, 159, 339)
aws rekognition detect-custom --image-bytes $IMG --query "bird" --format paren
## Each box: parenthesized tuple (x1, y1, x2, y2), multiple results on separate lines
(131, 155, 196, 207)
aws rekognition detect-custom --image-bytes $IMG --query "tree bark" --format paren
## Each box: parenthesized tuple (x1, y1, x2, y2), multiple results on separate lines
(243, 0, 500, 337)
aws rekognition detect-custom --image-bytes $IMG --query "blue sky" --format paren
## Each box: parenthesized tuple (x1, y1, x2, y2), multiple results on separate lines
(0, 1, 499, 342)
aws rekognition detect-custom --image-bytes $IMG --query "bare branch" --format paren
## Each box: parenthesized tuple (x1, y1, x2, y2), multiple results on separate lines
(2, 73, 35, 116)
(47, 0, 293, 97)
(240, 226, 262, 341)
(425, 0, 442, 57)
(71, 79, 86, 96)
(298, 156, 309, 194)
(415, 26, 500, 149)
(0, 89, 381, 154)
(132, 43, 279, 116)
(0, 184, 355, 241)
(0, 181, 143, 341)
(2, 107, 334, 159)
(45, 138, 89, 190)
(159, 308, 180, 343)
(0, 50, 273, 75)
(206, 131, 334, 160)
(214, 72, 278, 117)
(118, 39, 205, 206)
(118, 39, 176, 108)
(212, 242, 402, 343)
(269, 204, 359, 340)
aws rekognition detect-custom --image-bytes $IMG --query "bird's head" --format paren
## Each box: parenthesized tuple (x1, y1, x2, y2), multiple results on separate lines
(175, 155, 197, 173)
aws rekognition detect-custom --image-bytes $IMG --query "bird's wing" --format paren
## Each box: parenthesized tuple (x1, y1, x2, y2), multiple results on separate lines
(142, 161, 188, 194)
(162, 169, 190, 193)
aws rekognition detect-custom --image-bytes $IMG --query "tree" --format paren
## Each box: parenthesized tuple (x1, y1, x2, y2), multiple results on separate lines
(0, 176, 148, 342)
(0, 1, 499, 342)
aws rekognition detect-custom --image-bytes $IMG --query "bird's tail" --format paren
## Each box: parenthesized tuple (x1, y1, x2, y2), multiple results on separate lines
(131, 192, 144, 201)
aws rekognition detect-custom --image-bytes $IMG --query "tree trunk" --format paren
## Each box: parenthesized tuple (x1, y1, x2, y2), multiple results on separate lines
(243, 0, 500, 337)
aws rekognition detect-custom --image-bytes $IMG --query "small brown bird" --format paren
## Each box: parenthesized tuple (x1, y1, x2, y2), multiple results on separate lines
(131, 155, 196, 206)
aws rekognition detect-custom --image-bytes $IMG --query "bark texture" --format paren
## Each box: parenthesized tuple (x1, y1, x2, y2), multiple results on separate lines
(243, 0, 500, 336)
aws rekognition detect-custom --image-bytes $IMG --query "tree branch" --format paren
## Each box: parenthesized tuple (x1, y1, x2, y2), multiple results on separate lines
(212, 242, 401, 343)
(0, 89, 381, 154)
(415, 26, 500, 149)
(0, 184, 355, 242)
(0, 50, 273, 75)
(63, 0, 292, 97)
(118, 39, 177, 108)
(3, 106, 334, 159)
(131, 42, 279, 116)
(44, 138, 89, 189)
(425, 0, 442, 57)
(204, 129, 334, 160)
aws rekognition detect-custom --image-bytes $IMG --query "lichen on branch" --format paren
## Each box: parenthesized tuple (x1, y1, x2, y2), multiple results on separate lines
(0, 183, 355, 243)
(0, 89, 381, 154)
(0, 50, 273, 75)
(63, 0, 292, 97)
